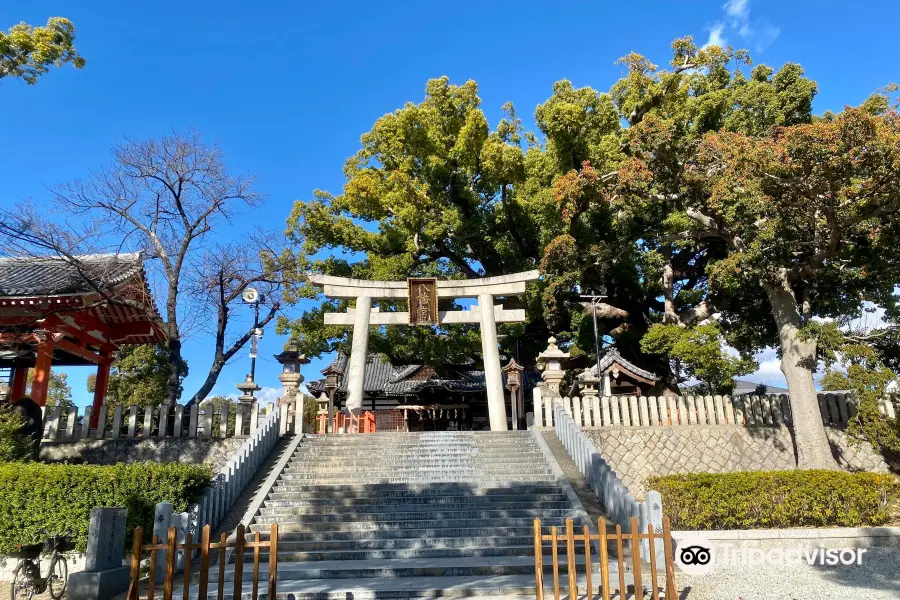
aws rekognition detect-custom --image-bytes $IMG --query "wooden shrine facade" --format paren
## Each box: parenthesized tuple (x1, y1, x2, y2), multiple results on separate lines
(0, 253, 165, 417)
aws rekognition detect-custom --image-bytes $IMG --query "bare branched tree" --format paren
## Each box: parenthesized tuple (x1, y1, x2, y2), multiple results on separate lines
(187, 240, 284, 404)
(0, 130, 288, 404)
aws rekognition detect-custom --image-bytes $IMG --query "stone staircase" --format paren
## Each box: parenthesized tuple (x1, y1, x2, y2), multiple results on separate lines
(203, 430, 613, 599)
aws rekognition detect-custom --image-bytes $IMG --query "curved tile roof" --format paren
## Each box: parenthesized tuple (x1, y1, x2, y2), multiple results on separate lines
(0, 252, 144, 297)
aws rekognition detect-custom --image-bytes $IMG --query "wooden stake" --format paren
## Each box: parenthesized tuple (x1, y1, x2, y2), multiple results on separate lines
(583, 525, 593, 600)
(565, 519, 577, 599)
(615, 524, 626, 600)
(182, 532, 193, 600)
(268, 524, 279, 599)
(147, 536, 159, 600)
(252, 534, 261, 600)
(534, 519, 544, 600)
(630, 517, 643, 600)
(217, 533, 227, 600)
(163, 527, 176, 600)
(647, 524, 659, 600)
(598, 519, 610, 600)
(662, 517, 677, 600)
(233, 524, 245, 598)
(197, 526, 210, 600)
(551, 526, 560, 600)
(128, 527, 143, 600)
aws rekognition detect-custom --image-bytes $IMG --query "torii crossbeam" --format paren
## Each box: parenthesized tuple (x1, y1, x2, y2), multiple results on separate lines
(309, 270, 539, 431)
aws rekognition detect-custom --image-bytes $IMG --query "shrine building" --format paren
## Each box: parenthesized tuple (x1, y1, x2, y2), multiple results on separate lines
(307, 353, 541, 432)
(0, 253, 165, 421)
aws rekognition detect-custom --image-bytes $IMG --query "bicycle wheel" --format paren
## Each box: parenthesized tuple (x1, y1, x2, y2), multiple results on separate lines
(11, 569, 35, 600)
(47, 555, 67, 599)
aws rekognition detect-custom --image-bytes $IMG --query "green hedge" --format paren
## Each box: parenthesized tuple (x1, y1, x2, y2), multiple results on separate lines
(0, 462, 212, 553)
(648, 470, 899, 530)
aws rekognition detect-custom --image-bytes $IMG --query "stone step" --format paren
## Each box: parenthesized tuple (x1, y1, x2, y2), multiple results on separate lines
(296, 440, 539, 447)
(286, 455, 546, 466)
(301, 432, 534, 439)
(274, 477, 556, 487)
(262, 499, 572, 512)
(278, 468, 551, 479)
(248, 525, 549, 541)
(183, 575, 637, 600)
(259, 535, 542, 552)
(251, 516, 568, 531)
(257, 508, 574, 521)
(207, 556, 611, 582)
(295, 443, 540, 452)
(245, 545, 539, 562)
(268, 483, 563, 496)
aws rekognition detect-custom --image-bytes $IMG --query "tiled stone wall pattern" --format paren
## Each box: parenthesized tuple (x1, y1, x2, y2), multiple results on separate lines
(584, 425, 894, 500)
(39, 437, 245, 472)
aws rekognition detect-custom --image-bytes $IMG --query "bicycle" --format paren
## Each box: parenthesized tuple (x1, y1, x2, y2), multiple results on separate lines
(9, 534, 73, 600)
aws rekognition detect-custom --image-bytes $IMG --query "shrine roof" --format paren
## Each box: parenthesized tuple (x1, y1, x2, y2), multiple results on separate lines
(579, 348, 660, 382)
(308, 353, 539, 396)
(0, 253, 144, 297)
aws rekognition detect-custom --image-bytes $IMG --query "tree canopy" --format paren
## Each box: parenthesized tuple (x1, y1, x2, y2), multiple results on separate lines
(286, 37, 900, 468)
(1, 17, 84, 84)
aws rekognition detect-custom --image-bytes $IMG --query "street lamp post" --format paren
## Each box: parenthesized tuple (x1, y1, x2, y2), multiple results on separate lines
(580, 289, 607, 382)
(241, 287, 265, 400)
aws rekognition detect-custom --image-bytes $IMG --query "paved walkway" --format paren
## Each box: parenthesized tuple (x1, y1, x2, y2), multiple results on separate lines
(678, 546, 900, 599)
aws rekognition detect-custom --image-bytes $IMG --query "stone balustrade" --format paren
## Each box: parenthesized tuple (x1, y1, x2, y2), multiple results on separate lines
(532, 388, 898, 429)
(40, 401, 274, 442)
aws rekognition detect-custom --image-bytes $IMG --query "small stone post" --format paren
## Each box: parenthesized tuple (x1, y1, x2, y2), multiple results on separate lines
(68, 508, 130, 600)
(152, 502, 173, 583)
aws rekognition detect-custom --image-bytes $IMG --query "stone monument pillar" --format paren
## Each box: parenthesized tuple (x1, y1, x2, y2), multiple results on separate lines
(68, 508, 130, 600)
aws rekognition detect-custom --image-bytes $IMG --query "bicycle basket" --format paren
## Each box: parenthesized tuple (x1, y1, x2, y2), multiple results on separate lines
(9, 543, 42, 559)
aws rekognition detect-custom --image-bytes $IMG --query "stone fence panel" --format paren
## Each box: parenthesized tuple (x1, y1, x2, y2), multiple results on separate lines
(532, 389, 898, 429)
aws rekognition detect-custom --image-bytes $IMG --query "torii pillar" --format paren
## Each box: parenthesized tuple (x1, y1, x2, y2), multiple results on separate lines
(310, 271, 540, 431)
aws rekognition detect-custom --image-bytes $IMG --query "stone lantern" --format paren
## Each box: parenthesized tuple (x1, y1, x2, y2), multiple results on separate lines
(535, 336, 570, 398)
(502, 358, 525, 431)
(321, 363, 344, 433)
(274, 343, 309, 405)
(235, 374, 261, 404)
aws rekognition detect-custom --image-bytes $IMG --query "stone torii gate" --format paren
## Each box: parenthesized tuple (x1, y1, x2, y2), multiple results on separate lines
(309, 270, 539, 431)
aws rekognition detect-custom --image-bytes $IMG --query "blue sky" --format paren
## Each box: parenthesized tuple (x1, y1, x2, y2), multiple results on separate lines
(2, 1, 896, 406)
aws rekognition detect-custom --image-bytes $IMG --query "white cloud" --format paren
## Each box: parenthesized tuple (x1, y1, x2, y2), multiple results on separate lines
(703, 23, 728, 49)
(723, 0, 750, 21)
(703, 0, 780, 53)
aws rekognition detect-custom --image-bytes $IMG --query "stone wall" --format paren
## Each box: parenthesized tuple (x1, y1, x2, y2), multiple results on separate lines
(39, 437, 245, 471)
(584, 425, 894, 500)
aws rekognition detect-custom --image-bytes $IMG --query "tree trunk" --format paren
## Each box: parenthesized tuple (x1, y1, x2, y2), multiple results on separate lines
(165, 337, 183, 405)
(190, 358, 225, 405)
(761, 273, 838, 469)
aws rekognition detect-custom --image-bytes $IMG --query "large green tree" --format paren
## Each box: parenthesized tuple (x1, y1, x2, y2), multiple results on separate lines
(1, 17, 84, 83)
(282, 78, 548, 364)
(604, 40, 900, 468)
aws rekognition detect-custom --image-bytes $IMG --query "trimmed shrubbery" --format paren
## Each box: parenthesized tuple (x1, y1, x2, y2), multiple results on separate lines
(0, 407, 31, 462)
(648, 470, 899, 530)
(0, 462, 212, 553)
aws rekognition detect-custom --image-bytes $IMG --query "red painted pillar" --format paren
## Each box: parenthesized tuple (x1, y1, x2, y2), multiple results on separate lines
(91, 357, 111, 427)
(10, 366, 28, 402)
(31, 338, 55, 407)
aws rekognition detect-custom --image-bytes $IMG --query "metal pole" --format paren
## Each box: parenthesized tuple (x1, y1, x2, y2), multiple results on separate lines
(591, 298, 602, 378)
(250, 303, 260, 383)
